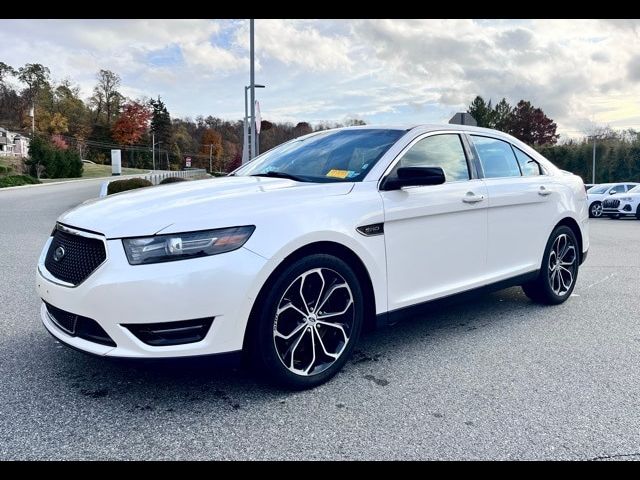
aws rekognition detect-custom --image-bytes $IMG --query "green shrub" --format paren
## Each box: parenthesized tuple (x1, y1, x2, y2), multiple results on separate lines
(159, 176, 187, 184)
(0, 165, 12, 175)
(26, 135, 83, 179)
(0, 175, 41, 188)
(107, 178, 153, 195)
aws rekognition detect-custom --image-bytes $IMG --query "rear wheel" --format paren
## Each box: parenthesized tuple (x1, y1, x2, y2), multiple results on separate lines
(522, 226, 579, 305)
(589, 201, 602, 218)
(251, 254, 364, 389)
(636, 205, 640, 220)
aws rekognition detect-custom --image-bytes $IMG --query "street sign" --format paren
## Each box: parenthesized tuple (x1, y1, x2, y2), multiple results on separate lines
(448, 112, 477, 126)
(255, 100, 261, 134)
(185, 157, 192, 168)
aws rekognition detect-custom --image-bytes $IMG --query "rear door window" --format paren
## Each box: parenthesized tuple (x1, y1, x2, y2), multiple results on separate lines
(471, 135, 521, 178)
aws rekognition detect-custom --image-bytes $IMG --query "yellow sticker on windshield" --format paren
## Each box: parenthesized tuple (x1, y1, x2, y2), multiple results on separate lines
(326, 169, 350, 179)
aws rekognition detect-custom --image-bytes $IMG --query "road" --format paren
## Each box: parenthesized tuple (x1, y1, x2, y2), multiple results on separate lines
(1, 181, 640, 460)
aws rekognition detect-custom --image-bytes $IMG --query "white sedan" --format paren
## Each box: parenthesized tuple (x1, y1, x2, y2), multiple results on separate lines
(587, 182, 638, 217)
(36, 125, 589, 389)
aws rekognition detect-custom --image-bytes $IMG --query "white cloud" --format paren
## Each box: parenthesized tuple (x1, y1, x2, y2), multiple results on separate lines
(1, 19, 639, 135)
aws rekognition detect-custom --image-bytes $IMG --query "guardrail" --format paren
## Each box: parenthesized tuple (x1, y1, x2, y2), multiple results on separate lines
(99, 169, 209, 197)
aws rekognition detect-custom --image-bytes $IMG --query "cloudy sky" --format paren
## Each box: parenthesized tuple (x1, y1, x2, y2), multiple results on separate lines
(2, 19, 639, 137)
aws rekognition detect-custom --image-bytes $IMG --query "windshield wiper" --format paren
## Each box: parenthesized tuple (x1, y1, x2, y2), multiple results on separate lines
(250, 171, 307, 182)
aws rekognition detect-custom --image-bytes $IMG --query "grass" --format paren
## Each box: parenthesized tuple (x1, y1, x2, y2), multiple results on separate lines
(39, 163, 150, 183)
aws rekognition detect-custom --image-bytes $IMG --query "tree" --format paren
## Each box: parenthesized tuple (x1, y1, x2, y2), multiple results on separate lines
(111, 101, 152, 146)
(467, 96, 493, 128)
(294, 122, 312, 136)
(344, 117, 367, 126)
(92, 69, 122, 126)
(200, 128, 223, 171)
(0, 62, 15, 87)
(149, 96, 172, 146)
(17, 63, 50, 103)
(48, 112, 69, 135)
(492, 98, 512, 132)
(508, 100, 559, 146)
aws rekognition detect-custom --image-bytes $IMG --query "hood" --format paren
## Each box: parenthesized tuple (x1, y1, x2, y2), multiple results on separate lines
(59, 176, 354, 238)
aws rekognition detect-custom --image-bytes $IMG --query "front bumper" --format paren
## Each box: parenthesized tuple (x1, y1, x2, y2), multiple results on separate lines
(602, 202, 636, 217)
(37, 235, 268, 358)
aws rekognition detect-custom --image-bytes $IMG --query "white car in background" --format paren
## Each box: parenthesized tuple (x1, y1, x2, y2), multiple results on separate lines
(602, 184, 640, 219)
(587, 182, 639, 217)
(36, 124, 589, 389)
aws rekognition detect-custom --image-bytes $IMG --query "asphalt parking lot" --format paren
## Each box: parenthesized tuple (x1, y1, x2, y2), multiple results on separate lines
(1, 181, 639, 460)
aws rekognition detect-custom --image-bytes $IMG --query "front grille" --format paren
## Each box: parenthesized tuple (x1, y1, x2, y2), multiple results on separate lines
(603, 199, 620, 208)
(44, 302, 116, 347)
(44, 226, 106, 285)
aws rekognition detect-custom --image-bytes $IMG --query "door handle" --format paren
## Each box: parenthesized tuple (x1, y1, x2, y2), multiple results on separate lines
(538, 186, 552, 196)
(462, 192, 485, 203)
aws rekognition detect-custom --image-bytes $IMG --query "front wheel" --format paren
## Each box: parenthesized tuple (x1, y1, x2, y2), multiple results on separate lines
(251, 254, 364, 389)
(635, 205, 640, 220)
(589, 201, 602, 218)
(522, 226, 579, 305)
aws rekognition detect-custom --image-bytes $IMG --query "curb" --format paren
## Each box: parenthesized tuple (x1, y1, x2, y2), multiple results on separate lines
(0, 172, 152, 192)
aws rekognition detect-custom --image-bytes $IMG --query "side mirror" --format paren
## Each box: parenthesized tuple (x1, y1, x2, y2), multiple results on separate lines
(609, 190, 617, 195)
(382, 166, 446, 191)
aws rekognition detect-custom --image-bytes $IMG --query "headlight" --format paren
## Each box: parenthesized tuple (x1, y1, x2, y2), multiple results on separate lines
(122, 226, 255, 265)
(620, 197, 632, 202)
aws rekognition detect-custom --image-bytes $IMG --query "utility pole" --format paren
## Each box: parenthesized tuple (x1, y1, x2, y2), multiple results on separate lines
(249, 19, 256, 160)
(152, 131, 156, 171)
(209, 144, 213, 173)
(592, 136, 596, 184)
(30, 103, 35, 137)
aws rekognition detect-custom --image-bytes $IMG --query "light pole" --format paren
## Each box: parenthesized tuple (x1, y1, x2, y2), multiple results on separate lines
(592, 136, 596, 184)
(250, 19, 256, 160)
(244, 84, 265, 162)
(152, 131, 155, 170)
(152, 138, 163, 171)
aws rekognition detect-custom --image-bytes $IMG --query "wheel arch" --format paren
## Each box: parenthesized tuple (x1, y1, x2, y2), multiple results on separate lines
(242, 241, 378, 354)
(554, 217, 583, 263)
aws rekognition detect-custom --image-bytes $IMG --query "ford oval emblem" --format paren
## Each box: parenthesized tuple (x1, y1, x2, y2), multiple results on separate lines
(53, 246, 66, 262)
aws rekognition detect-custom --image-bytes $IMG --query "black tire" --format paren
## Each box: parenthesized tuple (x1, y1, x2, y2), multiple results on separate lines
(636, 205, 640, 220)
(607, 214, 621, 219)
(589, 201, 602, 218)
(522, 225, 579, 305)
(250, 254, 364, 389)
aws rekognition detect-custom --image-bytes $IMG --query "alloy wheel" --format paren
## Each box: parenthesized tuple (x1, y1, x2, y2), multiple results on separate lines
(591, 203, 602, 217)
(273, 268, 354, 376)
(548, 233, 577, 296)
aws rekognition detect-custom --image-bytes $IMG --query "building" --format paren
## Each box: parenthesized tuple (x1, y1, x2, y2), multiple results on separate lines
(0, 128, 30, 157)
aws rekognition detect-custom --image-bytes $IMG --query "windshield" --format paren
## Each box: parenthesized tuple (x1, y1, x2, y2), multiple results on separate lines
(234, 128, 406, 182)
(588, 185, 611, 194)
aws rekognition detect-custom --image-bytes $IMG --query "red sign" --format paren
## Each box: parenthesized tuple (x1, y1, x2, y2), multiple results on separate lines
(185, 157, 192, 168)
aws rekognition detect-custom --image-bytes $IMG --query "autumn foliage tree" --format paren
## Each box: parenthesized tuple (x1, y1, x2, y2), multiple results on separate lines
(508, 100, 559, 146)
(111, 101, 152, 146)
(467, 96, 558, 146)
(200, 128, 224, 171)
